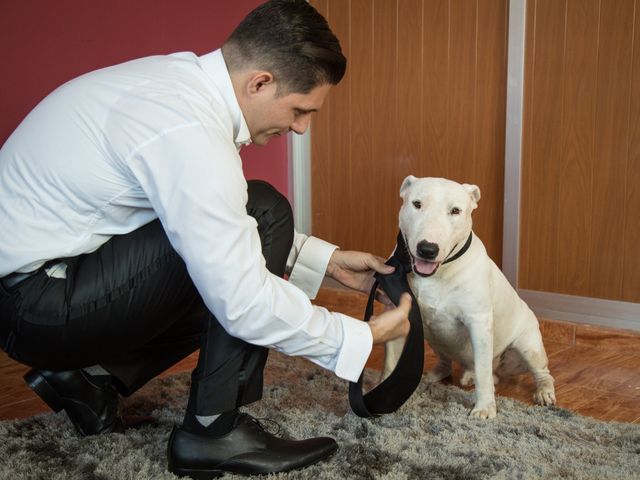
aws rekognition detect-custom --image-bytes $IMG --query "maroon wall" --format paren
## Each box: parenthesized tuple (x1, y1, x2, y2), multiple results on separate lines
(0, 0, 289, 197)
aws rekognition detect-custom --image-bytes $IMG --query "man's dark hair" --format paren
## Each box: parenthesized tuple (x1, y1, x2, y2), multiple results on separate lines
(223, 0, 346, 95)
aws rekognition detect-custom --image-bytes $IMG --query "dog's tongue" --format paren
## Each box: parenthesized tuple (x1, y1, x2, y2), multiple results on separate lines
(414, 258, 439, 275)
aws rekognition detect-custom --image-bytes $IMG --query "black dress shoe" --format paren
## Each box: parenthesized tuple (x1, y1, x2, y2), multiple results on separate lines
(167, 413, 338, 479)
(24, 369, 119, 436)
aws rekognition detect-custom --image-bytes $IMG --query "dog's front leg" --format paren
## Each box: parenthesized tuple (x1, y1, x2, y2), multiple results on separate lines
(466, 314, 497, 419)
(380, 336, 406, 383)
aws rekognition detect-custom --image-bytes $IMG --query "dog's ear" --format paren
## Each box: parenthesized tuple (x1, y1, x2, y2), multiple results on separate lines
(463, 184, 481, 208)
(400, 175, 417, 198)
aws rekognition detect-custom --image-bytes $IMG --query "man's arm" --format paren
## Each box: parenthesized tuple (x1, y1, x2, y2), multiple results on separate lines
(124, 123, 397, 381)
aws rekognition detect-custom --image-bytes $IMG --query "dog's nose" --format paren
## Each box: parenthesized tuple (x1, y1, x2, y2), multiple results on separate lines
(417, 241, 439, 260)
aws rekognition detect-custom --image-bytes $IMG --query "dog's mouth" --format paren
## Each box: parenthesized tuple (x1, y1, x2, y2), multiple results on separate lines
(410, 254, 441, 277)
(400, 232, 441, 277)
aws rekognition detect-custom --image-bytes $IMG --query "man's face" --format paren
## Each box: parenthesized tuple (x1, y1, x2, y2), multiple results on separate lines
(243, 83, 332, 145)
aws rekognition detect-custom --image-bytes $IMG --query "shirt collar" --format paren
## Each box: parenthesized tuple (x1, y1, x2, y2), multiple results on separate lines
(198, 49, 252, 148)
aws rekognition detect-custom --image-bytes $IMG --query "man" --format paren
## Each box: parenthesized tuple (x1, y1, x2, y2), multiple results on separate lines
(0, 0, 410, 478)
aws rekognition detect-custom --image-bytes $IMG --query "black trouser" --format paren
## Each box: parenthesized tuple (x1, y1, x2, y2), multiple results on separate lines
(0, 180, 294, 417)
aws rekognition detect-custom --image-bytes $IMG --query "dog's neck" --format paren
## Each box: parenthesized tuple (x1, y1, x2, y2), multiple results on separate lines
(442, 231, 473, 265)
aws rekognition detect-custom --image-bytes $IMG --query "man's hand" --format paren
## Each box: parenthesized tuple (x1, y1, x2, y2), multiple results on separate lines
(369, 293, 412, 344)
(326, 249, 394, 295)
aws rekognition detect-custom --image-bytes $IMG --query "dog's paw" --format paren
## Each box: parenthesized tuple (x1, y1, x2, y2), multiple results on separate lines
(534, 387, 556, 406)
(469, 401, 497, 419)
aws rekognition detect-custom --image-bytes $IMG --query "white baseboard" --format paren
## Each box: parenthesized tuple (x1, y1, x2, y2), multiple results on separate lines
(518, 289, 640, 332)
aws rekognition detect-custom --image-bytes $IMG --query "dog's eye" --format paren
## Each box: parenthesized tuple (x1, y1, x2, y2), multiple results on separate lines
(450, 207, 461, 215)
(412, 200, 422, 209)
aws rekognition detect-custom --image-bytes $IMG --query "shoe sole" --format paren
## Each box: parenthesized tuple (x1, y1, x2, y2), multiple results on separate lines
(169, 467, 224, 480)
(169, 443, 338, 479)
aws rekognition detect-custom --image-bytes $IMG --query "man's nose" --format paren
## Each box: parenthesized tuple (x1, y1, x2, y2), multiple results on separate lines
(290, 116, 311, 135)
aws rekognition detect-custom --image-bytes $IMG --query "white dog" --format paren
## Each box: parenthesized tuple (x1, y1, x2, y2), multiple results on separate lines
(383, 176, 556, 419)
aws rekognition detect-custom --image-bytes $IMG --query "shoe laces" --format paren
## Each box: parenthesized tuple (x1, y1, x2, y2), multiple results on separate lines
(249, 415, 282, 436)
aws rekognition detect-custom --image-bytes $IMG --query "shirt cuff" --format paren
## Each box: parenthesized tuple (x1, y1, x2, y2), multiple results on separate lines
(333, 312, 373, 382)
(288, 236, 338, 299)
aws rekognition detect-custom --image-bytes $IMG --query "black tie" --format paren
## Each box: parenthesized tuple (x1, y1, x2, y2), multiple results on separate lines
(348, 232, 424, 417)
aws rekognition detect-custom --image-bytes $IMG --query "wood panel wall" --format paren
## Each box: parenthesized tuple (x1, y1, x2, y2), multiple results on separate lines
(520, 0, 640, 303)
(309, 0, 509, 262)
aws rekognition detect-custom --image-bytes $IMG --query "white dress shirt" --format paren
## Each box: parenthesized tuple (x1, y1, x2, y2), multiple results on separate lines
(0, 49, 372, 382)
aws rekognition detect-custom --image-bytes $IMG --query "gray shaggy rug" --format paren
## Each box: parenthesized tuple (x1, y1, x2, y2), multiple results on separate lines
(1, 352, 639, 480)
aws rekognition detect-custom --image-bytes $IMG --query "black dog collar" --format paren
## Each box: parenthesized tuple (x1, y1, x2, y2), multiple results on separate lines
(442, 232, 473, 265)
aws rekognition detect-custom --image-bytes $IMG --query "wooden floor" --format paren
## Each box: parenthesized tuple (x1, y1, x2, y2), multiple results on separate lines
(1, 287, 639, 424)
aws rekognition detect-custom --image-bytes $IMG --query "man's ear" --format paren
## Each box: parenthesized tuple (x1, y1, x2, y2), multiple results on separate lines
(247, 71, 275, 95)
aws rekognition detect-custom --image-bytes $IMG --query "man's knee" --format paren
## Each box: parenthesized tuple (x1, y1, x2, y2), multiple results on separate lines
(246, 180, 293, 230)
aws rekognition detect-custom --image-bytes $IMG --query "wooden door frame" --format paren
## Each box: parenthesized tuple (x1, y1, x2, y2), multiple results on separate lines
(288, 130, 312, 235)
